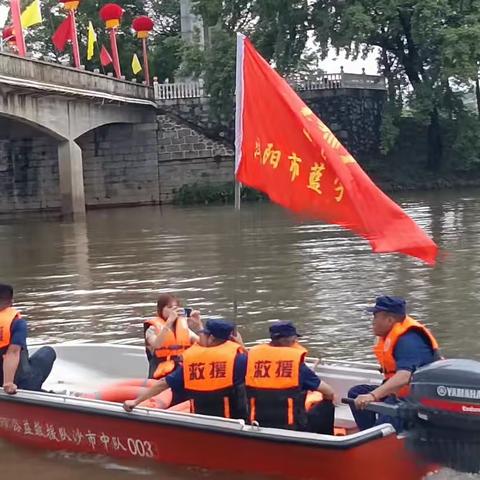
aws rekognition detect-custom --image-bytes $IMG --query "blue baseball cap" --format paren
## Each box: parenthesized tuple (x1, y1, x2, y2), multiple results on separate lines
(200, 320, 235, 340)
(367, 296, 406, 316)
(269, 321, 302, 339)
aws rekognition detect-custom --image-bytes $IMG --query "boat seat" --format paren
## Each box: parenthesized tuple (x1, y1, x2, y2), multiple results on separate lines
(334, 404, 358, 435)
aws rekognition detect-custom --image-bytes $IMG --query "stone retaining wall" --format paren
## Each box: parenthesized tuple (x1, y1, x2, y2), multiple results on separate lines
(156, 115, 233, 203)
(0, 114, 232, 213)
(0, 119, 59, 212)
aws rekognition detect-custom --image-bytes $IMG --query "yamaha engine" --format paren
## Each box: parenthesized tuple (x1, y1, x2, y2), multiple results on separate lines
(403, 359, 480, 473)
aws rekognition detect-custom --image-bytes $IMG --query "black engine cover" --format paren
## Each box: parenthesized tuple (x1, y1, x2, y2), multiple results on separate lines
(410, 359, 480, 407)
(404, 359, 480, 473)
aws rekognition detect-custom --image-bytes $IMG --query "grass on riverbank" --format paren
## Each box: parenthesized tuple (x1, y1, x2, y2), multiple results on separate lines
(172, 182, 266, 205)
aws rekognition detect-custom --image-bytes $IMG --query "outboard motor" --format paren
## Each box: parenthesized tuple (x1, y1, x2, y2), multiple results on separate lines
(344, 359, 480, 472)
(401, 359, 480, 473)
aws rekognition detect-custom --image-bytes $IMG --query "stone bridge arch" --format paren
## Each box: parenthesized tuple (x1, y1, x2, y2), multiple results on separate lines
(0, 83, 157, 217)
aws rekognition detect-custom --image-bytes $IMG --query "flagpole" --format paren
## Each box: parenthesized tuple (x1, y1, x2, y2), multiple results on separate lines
(234, 33, 245, 212)
(10, 0, 26, 56)
(142, 37, 150, 86)
(68, 10, 80, 68)
(110, 29, 122, 78)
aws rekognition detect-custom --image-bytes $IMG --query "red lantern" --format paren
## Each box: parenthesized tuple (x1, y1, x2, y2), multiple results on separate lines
(99, 3, 124, 79)
(132, 16, 154, 39)
(2, 26, 15, 43)
(131, 16, 154, 85)
(99, 3, 124, 29)
(60, 0, 80, 11)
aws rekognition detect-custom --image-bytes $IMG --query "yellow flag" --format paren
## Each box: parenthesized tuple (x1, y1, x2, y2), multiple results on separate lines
(87, 21, 96, 61)
(132, 54, 142, 75)
(21, 0, 42, 28)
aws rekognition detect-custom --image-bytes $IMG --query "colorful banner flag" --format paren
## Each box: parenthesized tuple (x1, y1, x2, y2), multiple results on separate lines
(21, 0, 42, 28)
(100, 44, 112, 66)
(86, 20, 96, 60)
(52, 17, 72, 52)
(131, 53, 142, 74)
(234, 34, 438, 265)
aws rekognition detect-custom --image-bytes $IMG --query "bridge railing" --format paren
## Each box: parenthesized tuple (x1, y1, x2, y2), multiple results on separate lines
(153, 72, 386, 101)
(153, 79, 205, 100)
(0, 52, 154, 103)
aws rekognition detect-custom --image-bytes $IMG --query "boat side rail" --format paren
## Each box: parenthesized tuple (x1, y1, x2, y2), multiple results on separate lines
(0, 389, 397, 449)
(308, 357, 379, 370)
(0, 389, 248, 431)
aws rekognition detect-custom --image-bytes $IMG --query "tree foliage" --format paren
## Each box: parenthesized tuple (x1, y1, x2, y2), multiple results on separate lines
(312, 0, 480, 168)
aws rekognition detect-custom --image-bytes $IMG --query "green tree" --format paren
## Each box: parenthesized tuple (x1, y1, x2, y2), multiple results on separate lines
(311, 0, 480, 170)
(180, 0, 315, 136)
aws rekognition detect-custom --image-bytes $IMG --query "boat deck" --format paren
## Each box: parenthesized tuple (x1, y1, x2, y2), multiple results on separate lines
(34, 343, 383, 431)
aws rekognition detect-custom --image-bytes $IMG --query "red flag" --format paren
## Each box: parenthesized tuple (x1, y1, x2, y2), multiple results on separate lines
(100, 45, 113, 67)
(234, 34, 438, 265)
(52, 17, 72, 52)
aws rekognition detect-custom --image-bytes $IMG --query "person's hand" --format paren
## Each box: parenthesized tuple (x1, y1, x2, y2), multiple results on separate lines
(123, 399, 137, 412)
(230, 329, 244, 345)
(354, 393, 376, 410)
(166, 309, 179, 327)
(188, 310, 202, 331)
(3, 382, 17, 395)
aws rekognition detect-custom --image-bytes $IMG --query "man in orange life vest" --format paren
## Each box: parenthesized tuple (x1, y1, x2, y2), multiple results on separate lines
(348, 296, 440, 431)
(0, 283, 56, 394)
(246, 322, 336, 433)
(124, 320, 248, 420)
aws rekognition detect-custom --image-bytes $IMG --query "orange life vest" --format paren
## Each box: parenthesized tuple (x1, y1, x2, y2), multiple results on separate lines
(144, 317, 192, 379)
(183, 341, 246, 419)
(373, 316, 440, 397)
(293, 342, 308, 354)
(246, 343, 306, 429)
(0, 307, 20, 351)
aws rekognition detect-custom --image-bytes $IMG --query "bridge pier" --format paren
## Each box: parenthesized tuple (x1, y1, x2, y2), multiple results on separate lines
(58, 140, 86, 219)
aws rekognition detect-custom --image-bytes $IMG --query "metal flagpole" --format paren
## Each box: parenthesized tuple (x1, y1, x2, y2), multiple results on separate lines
(232, 33, 246, 322)
(234, 181, 241, 210)
(10, 0, 26, 56)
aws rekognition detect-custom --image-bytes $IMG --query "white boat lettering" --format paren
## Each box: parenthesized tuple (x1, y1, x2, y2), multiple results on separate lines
(100, 432, 111, 451)
(10, 420, 22, 433)
(85, 431, 97, 449)
(45, 424, 60, 442)
(58, 427, 72, 442)
(0, 417, 156, 458)
(127, 437, 155, 458)
(462, 405, 480, 413)
(444, 387, 480, 400)
(71, 428, 84, 445)
(34, 421, 45, 437)
(23, 421, 34, 436)
(111, 436, 128, 452)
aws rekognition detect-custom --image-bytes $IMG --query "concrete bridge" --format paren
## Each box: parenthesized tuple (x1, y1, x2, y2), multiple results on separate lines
(0, 52, 386, 218)
(0, 52, 157, 218)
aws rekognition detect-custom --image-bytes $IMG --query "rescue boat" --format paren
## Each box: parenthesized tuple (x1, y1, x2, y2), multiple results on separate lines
(0, 343, 434, 479)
